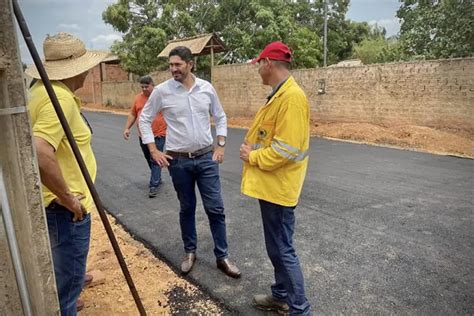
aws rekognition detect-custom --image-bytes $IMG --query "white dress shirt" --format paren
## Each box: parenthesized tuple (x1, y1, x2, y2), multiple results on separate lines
(139, 76, 227, 152)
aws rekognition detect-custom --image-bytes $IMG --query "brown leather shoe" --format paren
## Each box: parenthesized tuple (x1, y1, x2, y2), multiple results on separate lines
(77, 298, 85, 312)
(181, 253, 196, 274)
(83, 273, 93, 288)
(216, 258, 241, 278)
(252, 294, 289, 315)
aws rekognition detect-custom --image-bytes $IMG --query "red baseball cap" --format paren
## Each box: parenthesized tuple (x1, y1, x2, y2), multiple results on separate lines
(251, 41, 292, 64)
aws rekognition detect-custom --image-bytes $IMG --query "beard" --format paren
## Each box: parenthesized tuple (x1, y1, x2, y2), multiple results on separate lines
(172, 71, 187, 82)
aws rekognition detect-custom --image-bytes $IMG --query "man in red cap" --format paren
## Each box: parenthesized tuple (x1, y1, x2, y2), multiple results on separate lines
(240, 41, 312, 315)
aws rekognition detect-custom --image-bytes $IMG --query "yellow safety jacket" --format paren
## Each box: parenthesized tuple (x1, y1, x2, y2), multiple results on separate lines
(241, 76, 310, 207)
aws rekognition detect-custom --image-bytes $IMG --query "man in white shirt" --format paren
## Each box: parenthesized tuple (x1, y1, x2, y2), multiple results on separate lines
(139, 46, 240, 278)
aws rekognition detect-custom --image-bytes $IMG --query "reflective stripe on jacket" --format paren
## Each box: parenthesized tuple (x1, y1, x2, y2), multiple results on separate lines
(241, 76, 310, 207)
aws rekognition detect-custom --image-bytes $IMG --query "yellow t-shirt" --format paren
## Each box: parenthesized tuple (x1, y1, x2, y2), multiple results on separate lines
(28, 80, 97, 212)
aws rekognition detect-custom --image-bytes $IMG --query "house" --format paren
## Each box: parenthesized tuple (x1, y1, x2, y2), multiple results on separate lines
(75, 53, 130, 104)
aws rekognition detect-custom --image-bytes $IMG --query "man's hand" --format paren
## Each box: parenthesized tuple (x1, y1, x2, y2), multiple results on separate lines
(240, 141, 252, 162)
(150, 149, 173, 168)
(213, 146, 225, 163)
(55, 193, 87, 222)
(123, 128, 131, 140)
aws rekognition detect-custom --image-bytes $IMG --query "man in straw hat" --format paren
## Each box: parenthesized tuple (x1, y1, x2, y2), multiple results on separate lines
(26, 32, 107, 315)
(240, 41, 312, 315)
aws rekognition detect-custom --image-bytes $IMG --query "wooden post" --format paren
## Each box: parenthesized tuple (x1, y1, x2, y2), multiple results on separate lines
(0, 0, 59, 314)
(210, 37, 214, 67)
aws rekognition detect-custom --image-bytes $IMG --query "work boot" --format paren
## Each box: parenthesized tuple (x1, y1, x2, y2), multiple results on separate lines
(252, 294, 289, 315)
(181, 253, 196, 274)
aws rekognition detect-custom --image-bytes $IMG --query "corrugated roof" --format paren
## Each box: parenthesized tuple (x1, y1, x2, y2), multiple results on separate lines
(158, 33, 228, 57)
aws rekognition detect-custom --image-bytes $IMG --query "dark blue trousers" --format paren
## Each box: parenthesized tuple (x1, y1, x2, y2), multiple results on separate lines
(259, 199, 312, 315)
(46, 204, 91, 316)
(168, 151, 228, 259)
(139, 136, 165, 188)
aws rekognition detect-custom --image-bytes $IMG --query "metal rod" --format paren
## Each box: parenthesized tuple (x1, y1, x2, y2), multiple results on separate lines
(210, 37, 214, 67)
(12, 1, 147, 315)
(0, 167, 33, 316)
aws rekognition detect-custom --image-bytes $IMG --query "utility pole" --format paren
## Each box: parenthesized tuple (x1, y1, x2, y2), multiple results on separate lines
(0, 0, 59, 314)
(323, 0, 328, 67)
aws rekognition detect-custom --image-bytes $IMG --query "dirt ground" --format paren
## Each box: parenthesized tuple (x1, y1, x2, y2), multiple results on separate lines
(81, 211, 223, 315)
(84, 103, 474, 158)
(79, 102, 472, 315)
(226, 118, 474, 158)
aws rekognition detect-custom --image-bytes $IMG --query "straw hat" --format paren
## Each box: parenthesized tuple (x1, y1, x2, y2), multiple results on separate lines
(25, 32, 109, 80)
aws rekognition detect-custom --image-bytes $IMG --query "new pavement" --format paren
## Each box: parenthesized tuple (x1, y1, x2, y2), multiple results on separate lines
(85, 111, 474, 315)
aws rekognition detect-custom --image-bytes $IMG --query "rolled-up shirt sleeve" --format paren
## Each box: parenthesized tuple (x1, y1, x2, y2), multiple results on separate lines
(139, 87, 162, 144)
(209, 86, 227, 137)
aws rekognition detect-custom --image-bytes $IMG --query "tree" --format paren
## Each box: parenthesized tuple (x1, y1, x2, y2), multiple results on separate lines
(397, 0, 474, 59)
(102, 0, 391, 74)
(353, 37, 401, 64)
(103, 0, 324, 73)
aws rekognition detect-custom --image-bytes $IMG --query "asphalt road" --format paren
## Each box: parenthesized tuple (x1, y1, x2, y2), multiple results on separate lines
(85, 110, 474, 315)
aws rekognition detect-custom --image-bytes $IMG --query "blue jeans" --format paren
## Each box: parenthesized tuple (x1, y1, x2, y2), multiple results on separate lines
(259, 199, 311, 315)
(168, 151, 228, 259)
(139, 136, 165, 188)
(46, 203, 91, 316)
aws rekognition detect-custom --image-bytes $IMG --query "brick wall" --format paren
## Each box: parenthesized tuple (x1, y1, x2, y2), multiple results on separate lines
(212, 58, 474, 131)
(76, 63, 129, 104)
(100, 70, 171, 108)
(103, 64, 129, 81)
(76, 64, 101, 104)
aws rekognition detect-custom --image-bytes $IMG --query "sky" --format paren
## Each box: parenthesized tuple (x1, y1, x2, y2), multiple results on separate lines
(346, 0, 401, 37)
(16, 0, 401, 65)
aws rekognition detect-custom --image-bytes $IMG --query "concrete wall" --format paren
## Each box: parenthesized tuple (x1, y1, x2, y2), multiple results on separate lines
(150, 70, 172, 85)
(101, 70, 171, 108)
(102, 81, 139, 108)
(1, 0, 59, 314)
(212, 58, 474, 131)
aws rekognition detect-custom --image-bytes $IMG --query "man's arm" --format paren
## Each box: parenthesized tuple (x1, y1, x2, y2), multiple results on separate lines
(35, 136, 86, 221)
(240, 95, 309, 171)
(139, 88, 160, 144)
(213, 135, 226, 163)
(209, 85, 227, 138)
(139, 87, 172, 167)
(123, 108, 137, 140)
(209, 85, 227, 163)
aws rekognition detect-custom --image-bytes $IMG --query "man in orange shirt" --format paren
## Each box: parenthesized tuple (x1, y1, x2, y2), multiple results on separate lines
(123, 75, 167, 197)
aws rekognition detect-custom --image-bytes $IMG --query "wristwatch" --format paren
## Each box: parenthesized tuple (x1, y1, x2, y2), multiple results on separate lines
(217, 139, 226, 147)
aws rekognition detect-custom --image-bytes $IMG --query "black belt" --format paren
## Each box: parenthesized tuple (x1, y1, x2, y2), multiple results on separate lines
(46, 201, 64, 210)
(166, 145, 213, 159)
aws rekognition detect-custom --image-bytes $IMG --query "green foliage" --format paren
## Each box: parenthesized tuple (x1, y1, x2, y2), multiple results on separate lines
(102, 0, 396, 74)
(288, 27, 322, 68)
(109, 27, 167, 76)
(353, 37, 401, 64)
(397, 0, 474, 59)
